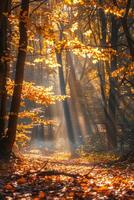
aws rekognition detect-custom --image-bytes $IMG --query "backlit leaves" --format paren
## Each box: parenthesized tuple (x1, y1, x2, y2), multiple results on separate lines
(7, 79, 66, 106)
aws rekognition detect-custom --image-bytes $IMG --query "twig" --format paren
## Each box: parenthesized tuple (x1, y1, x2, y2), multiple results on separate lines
(37, 161, 48, 172)
(37, 170, 79, 178)
(83, 166, 96, 178)
(1, 169, 79, 182)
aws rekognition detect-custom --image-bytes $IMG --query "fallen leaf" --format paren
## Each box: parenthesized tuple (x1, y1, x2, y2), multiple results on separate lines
(39, 191, 46, 198)
(4, 183, 14, 191)
(17, 177, 26, 184)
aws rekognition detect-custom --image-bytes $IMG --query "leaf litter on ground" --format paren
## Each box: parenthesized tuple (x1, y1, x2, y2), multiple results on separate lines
(0, 151, 134, 200)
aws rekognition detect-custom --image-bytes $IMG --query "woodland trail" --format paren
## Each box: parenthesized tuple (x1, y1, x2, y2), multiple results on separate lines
(0, 151, 134, 200)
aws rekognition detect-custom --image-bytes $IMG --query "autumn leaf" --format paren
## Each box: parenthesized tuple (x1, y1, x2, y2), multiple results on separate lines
(17, 177, 26, 185)
(97, 186, 109, 192)
(39, 191, 46, 199)
(4, 184, 14, 191)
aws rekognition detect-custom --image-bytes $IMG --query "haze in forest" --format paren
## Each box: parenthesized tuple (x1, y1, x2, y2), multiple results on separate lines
(0, 0, 133, 159)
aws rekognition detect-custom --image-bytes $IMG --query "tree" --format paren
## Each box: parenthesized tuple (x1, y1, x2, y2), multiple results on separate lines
(0, 0, 30, 158)
(107, 15, 118, 149)
(0, 0, 11, 138)
(56, 39, 76, 153)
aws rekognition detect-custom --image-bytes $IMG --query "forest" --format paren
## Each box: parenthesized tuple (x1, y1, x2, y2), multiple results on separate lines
(0, 0, 134, 199)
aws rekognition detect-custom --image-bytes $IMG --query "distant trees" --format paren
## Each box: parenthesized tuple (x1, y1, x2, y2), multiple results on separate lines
(98, 3, 119, 149)
(94, 0, 133, 150)
(56, 39, 76, 152)
(0, 0, 133, 159)
(67, 0, 134, 151)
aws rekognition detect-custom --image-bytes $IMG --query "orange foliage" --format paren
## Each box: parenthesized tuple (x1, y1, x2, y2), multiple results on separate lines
(7, 79, 66, 106)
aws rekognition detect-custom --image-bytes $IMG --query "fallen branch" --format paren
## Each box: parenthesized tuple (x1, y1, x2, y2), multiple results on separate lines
(37, 170, 80, 178)
(1, 169, 80, 183)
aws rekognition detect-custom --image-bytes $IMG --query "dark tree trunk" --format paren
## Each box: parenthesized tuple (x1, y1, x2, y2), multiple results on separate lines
(66, 52, 83, 145)
(0, 0, 11, 138)
(121, 0, 134, 61)
(67, 52, 95, 140)
(0, 1, 7, 26)
(98, 2, 111, 149)
(0, 0, 30, 157)
(56, 51, 76, 152)
(98, 1, 118, 149)
(45, 106, 54, 141)
(107, 16, 118, 149)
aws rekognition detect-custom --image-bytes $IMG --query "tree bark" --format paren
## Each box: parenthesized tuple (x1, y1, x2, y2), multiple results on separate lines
(0, 0, 11, 138)
(56, 51, 76, 151)
(121, 1, 134, 61)
(0, 0, 30, 157)
(114, 0, 134, 61)
(98, 1, 118, 149)
(107, 16, 118, 149)
(66, 52, 83, 144)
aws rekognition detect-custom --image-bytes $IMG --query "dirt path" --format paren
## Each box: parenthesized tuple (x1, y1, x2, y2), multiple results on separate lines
(0, 152, 134, 199)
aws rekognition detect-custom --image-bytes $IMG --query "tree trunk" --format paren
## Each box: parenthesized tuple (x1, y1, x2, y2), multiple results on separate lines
(56, 50, 76, 152)
(67, 52, 95, 141)
(45, 106, 54, 141)
(98, 2, 110, 149)
(121, 0, 134, 61)
(0, 0, 30, 157)
(0, 1, 7, 26)
(98, 1, 118, 149)
(66, 52, 83, 145)
(107, 16, 118, 149)
(0, 0, 11, 138)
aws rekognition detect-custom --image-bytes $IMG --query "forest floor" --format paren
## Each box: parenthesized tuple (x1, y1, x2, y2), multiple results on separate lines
(0, 150, 134, 200)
